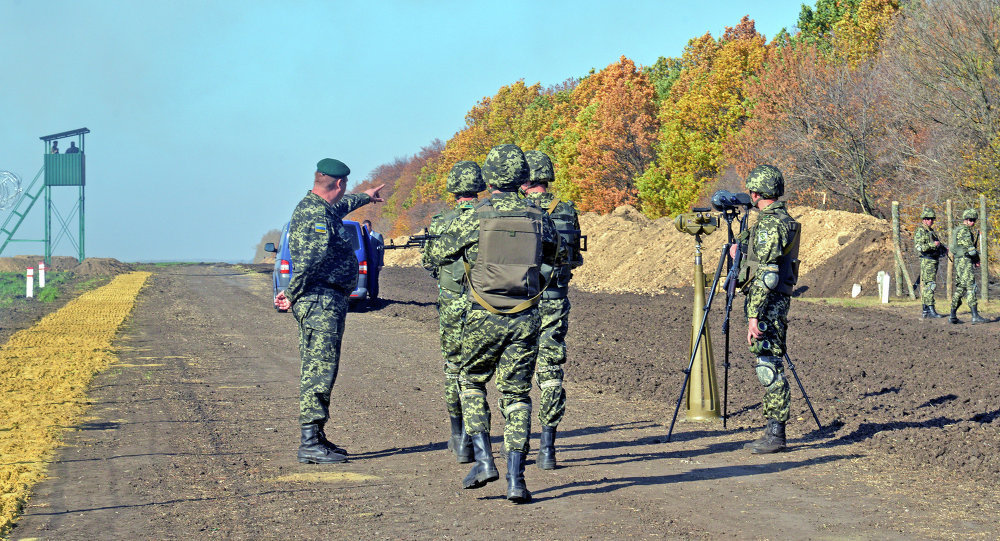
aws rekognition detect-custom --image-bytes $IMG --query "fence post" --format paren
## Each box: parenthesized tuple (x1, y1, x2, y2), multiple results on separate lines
(946, 200, 953, 300)
(980, 194, 989, 303)
(892, 202, 916, 299)
(26, 267, 34, 298)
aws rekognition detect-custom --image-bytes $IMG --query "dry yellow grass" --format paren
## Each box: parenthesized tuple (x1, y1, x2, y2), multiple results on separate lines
(0, 271, 150, 536)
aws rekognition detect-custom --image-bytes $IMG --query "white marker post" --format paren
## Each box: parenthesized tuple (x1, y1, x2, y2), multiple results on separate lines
(39, 261, 45, 288)
(26, 267, 34, 298)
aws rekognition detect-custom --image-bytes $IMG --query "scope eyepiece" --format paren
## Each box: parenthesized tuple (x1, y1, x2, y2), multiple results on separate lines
(711, 190, 752, 211)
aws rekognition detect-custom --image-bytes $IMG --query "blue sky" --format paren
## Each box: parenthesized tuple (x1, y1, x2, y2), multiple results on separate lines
(0, 0, 807, 262)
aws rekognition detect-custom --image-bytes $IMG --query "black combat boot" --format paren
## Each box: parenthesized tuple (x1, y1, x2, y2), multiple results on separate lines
(316, 423, 348, 455)
(743, 427, 770, 450)
(298, 424, 348, 464)
(506, 450, 532, 503)
(537, 425, 557, 470)
(462, 432, 499, 489)
(970, 306, 988, 324)
(921, 305, 931, 319)
(949, 307, 961, 324)
(448, 416, 473, 463)
(750, 419, 786, 454)
(927, 304, 945, 318)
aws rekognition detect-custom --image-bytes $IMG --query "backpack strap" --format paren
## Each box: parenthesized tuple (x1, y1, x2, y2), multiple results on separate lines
(546, 196, 561, 215)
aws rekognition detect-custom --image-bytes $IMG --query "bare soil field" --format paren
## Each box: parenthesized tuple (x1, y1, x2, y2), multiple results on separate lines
(6, 264, 999, 540)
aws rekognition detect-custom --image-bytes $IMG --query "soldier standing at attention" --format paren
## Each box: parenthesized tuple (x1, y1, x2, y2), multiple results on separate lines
(731, 165, 801, 454)
(275, 158, 384, 464)
(521, 150, 583, 470)
(914, 208, 947, 319)
(421, 161, 485, 464)
(426, 144, 561, 503)
(949, 209, 988, 324)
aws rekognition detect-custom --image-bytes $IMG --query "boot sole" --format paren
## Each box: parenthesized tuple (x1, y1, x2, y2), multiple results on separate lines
(507, 492, 532, 503)
(751, 446, 787, 454)
(462, 469, 499, 489)
(298, 456, 348, 464)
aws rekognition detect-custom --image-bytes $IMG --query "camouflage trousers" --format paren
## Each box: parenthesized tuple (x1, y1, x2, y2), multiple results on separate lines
(536, 297, 570, 428)
(745, 292, 791, 422)
(919, 258, 940, 305)
(459, 307, 540, 453)
(951, 258, 978, 310)
(292, 292, 348, 426)
(437, 288, 469, 417)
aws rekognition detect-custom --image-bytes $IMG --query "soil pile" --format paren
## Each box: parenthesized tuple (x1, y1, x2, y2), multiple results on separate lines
(382, 204, 899, 297)
(0, 257, 134, 276)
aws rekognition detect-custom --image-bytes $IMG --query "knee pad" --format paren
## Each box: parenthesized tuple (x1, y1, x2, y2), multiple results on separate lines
(755, 356, 784, 387)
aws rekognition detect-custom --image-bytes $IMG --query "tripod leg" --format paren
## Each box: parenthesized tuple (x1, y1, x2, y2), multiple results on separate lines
(783, 353, 822, 430)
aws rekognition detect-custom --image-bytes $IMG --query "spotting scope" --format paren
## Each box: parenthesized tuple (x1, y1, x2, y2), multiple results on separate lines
(674, 208, 718, 236)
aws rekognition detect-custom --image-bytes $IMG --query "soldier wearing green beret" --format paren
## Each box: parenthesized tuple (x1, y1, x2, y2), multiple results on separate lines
(949, 209, 988, 324)
(275, 158, 385, 463)
(421, 160, 485, 465)
(521, 150, 583, 471)
(914, 208, 947, 318)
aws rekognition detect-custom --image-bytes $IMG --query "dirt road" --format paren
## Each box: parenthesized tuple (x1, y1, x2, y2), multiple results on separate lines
(10, 265, 999, 539)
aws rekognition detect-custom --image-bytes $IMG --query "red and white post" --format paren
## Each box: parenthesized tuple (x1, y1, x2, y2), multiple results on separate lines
(26, 267, 34, 298)
(38, 261, 46, 288)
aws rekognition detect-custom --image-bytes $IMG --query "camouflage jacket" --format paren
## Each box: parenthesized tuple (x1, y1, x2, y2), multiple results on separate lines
(952, 224, 979, 261)
(745, 201, 799, 319)
(914, 224, 942, 258)
(286, 191, 371, 304)
(422, 200, 477, 293)
(424, 191, 563, 290)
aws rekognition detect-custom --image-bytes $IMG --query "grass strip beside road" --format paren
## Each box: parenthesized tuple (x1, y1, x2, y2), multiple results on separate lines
(0, 271, 151, 536)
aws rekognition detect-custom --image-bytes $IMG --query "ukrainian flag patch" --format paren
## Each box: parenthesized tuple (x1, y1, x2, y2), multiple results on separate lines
(315, 222, 327, 233)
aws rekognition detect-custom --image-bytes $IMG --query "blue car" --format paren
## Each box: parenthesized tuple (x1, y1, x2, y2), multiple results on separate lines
(264, 220, 380, 311)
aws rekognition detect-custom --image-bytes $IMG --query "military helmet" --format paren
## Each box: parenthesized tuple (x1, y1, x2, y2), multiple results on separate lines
(920, 208, 936, 220)
(481, 144, 529, 190)
(524, 150, 555, 184)
(745, 164, 784, 198)
(962, 209, 978, 221)
(446, 161, 485, 194)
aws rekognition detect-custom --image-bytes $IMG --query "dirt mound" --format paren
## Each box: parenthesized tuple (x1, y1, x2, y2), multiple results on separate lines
(0, 256, 133, 276)
(382, 204, 902, 297)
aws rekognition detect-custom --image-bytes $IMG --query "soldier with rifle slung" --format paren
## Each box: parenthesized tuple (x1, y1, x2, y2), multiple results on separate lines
(730, 165, 801, 454)
(521, 150, 584, 470)
(421, 161, 485, 464)
(914, 208, 947, 319)
(949, 209, 988, 324)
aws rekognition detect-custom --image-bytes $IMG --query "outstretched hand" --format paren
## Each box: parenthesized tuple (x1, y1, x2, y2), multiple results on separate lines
(366, 184, 386, 203)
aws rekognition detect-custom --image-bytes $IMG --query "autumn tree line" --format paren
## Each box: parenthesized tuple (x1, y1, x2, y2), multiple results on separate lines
(348, 0, 999, 264)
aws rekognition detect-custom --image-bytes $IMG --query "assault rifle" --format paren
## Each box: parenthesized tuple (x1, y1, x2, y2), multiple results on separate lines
(384, 231, 439, 250)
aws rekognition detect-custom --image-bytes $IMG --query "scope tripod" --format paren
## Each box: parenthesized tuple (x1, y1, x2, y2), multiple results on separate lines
(665, 205, 821, 442)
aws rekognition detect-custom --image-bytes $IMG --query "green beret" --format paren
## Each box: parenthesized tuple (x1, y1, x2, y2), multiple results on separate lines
(317, 158, 350, 178)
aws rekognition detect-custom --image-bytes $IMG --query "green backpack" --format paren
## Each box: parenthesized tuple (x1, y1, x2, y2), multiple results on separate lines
(465, 199, 548, 314)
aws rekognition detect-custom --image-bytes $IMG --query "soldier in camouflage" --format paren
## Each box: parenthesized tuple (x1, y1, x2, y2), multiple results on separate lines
(421, 161, 485, 464)
(949, 209, 988, 324)
(274, 158, 384, 464)
(425, 144, 561, 503)
(731, 164, 800, 454)
(522, 150, 583, 471)
(914, 208, 947, 319)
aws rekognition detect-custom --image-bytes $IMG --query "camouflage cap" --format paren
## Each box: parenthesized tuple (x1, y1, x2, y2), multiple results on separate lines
(745, 164, 784, 198)
(482, 144, 529, 190)
(317, 158, 350, 178)
(446, 161, 485, 194)
(920, 208, 936, 219)
(962, 209, 978, 221)
(524, 150, 555, 184)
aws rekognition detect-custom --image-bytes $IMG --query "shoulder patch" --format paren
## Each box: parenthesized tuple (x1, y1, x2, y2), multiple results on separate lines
(315, 222, 327, 233)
